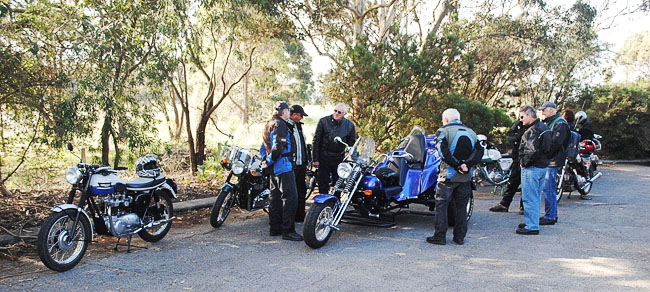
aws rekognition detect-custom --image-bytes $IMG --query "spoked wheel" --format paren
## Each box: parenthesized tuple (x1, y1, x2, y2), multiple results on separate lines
(138, 191, 174, 242)
(555, 167, 565, 203)
(303, 201, 336, 249)
(210, 189, 235, 228)
(472, 167, 485, 186)
(447, 192, 474, 226)
(37, 211, 91, 272)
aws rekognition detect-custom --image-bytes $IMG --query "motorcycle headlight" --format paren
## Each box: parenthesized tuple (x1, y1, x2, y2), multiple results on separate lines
(232, 161, 246, 175)
(337, 163, 353, 179)
(65, 167, 82, 185)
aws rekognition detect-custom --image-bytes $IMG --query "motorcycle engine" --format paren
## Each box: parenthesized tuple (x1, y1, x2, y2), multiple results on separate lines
(488, 171, 503, 182)
(252, 189, 271, 209)
(103, 213, 142, 234)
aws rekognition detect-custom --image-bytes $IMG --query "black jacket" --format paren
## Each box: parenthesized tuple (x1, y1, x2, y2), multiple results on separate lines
(543, 113, 570, 167)
(312, 115, 356, 162)
(577, 119, 594, 141)
(506, 120, 525, 162)
(288, 120, 309, 165)
(519, 119, 551, 169)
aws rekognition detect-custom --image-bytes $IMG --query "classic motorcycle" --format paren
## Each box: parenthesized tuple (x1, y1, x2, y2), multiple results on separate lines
(303, 127, 474, 249)
(37, 144, 177, 272)
(555, 134, 603, 202)
(209, 137, 270, 228)
(473, 134, 513, 194)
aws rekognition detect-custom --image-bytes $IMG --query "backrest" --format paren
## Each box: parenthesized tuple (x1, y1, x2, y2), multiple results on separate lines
(404, 134, 426, 169)
(387, 156, 408, 186)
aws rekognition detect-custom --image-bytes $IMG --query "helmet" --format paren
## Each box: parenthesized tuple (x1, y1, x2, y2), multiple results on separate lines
(575, 111, 587, 124)
(135, 155, 161, 178)
(579, 140, 595, 154)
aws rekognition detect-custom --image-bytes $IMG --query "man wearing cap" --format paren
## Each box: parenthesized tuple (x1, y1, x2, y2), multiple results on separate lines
(288, 105, 310, 222)
(312, 103, 356, 195)
(539, 101, 570, 226)
(262, 101, 302, 241)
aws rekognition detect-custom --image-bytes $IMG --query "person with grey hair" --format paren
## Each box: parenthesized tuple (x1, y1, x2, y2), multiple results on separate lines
(312, 103, 356, 195)
(516, 105, 551, 235)
(426, 108, 483, 245)
(539, 101, 570, 224)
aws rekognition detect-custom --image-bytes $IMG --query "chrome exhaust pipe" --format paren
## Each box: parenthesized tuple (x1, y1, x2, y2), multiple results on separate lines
(589, 172, 602, 183)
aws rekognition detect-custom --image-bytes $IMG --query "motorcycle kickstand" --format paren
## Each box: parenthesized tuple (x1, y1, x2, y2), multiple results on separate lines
(114, 235, 148, 253)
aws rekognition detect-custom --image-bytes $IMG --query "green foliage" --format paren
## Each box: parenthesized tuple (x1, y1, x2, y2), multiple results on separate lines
(617, 30, 650, 80)
(578, 81, 650, 159)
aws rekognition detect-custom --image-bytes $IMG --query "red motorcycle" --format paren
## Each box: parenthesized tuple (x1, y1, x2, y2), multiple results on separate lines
(556, 134, 603, 201)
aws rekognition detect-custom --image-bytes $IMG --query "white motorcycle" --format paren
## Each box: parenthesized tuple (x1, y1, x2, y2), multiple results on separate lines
(473, 134, 513, 195)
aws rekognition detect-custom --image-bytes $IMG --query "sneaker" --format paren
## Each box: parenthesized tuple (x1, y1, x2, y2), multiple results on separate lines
(426, 236, 446, 245)
(489, 204, 508, 212)
(516, 227, 539, 235)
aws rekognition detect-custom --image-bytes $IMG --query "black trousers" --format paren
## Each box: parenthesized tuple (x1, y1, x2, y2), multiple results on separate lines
(293, 164, 307, 222)
(500, 162, 523, 209)
(269, 171, 298, 233)
(317, 158, 343, 195)
(434, 181, 471, 241)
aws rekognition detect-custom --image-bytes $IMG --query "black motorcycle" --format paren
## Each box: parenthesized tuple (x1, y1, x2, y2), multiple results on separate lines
(556, 134, 603, 202)
(209, 141, 270, 228)
(37, 144, 177, 272)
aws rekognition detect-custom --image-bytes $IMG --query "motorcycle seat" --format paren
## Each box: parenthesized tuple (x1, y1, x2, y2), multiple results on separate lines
(126, 176, 166, 189)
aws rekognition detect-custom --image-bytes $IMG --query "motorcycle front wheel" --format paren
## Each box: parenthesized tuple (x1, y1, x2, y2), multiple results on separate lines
(138, 191, 174, 242)
(303, 201, 335, 249)
(37, 211, 91, 272)
(555, 167, 565, 203)
(210, 189, 235, 228)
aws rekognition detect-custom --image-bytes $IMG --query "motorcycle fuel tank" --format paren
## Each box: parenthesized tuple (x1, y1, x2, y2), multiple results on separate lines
(89, 173, 126, 195)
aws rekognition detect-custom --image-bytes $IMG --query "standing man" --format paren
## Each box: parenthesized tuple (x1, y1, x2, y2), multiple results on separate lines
(288, 105, 309, 222)
(540, 101, 570, 226)
(262, 101, 302, 241)
(426, 109, 483, 245)
(516, 105, 551, 235)
(312, 103, 356, 195)
(488, 118, 526, 214)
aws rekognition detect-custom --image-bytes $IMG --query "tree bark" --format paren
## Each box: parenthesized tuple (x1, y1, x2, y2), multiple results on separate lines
(101, 115, 112, 166)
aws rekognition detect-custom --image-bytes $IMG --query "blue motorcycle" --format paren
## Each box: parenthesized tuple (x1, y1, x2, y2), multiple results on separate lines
(303, 127, 474, 248)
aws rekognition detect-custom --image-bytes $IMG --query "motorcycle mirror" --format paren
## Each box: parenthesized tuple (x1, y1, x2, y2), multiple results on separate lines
(334, 137, 343, 144)
(67, 143, 74, 151)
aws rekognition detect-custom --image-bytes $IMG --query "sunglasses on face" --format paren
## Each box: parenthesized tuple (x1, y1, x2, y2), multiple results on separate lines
(519, 114, 527, 120)
(334, 109, 345, 115)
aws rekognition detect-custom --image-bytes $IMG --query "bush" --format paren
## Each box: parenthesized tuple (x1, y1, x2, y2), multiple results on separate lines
(578, 81, 650, 159)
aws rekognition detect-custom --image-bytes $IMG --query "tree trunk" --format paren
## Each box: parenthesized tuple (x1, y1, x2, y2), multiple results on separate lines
(101, 115, 112, 166)
(0, 184, 10, 197)
(195, 116, 210, 168)
(111, 127, 120, 167)
(243, 73, 249, 125)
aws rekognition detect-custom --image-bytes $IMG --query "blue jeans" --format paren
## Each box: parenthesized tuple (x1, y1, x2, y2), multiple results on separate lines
(521, 166, 546, 231)
(542, 167, 559, 220)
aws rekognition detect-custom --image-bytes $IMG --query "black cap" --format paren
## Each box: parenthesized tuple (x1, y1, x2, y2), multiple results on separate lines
(290, 105, 308, 116)
(274, 101, 291, 112)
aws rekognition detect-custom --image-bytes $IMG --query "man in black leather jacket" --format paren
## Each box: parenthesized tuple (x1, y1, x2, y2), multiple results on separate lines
(312, 103, 356, 195)
(489, 119, 526, 214)
(517, 105, 551, 235)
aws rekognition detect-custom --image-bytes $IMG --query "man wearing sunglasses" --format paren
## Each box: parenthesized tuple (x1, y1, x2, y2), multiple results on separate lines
(312, 103, 356, 195)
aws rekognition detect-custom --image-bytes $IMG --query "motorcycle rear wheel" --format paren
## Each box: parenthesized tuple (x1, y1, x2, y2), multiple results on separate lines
(303, 201, 335, 249)
(210, 189, 235, 228)
(138, 191, 174, 242)
(37, 211, 91, 272)
(447, 191, 474, 226)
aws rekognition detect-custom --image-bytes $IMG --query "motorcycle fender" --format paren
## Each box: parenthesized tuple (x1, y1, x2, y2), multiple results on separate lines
(312, 194, 340, 206)
(158, 182, 178, 199)
(50, 204, 94, 241)
(222, 183, 235, 193)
